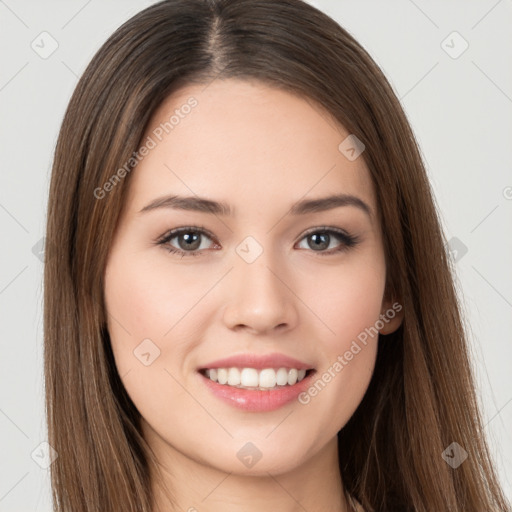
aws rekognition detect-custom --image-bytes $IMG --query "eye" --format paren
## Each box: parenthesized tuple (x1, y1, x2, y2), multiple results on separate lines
(156, 226, 218, 257)
(156, 226, 359, 258)
(295, 227, 359, 255)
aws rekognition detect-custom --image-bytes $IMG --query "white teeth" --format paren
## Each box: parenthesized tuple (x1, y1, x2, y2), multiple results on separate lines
(276, 368, 288, 386)
(259, 368, 277, 388)
(227, 368, 241, 386)
(240, 368, 259, 387)
(203, 367, 310, 390)
(287, 368, 298, 385)
(217, 368, 228, 385)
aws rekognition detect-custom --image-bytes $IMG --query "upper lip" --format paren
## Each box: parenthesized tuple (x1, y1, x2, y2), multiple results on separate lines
(199, 352, 314, 370)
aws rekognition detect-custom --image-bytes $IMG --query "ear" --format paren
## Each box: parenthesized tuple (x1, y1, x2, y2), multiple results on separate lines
(378, 297, 404, 335)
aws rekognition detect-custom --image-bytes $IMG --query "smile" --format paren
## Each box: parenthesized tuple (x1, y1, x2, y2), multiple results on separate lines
(197, 353, 317, 412)
(200, 367, 312, 390)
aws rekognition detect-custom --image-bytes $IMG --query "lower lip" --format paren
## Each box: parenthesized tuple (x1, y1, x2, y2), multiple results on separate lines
(199, 371, 315, 412)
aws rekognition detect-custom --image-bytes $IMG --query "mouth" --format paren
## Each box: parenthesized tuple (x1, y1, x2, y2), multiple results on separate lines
(199, 367, 315, 391)
(196, 353, 316, 412)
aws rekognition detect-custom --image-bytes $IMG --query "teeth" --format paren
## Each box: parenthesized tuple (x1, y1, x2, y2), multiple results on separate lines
(203, 367, 310, 390)
(259, 368, 276, 388)
(276, 368, 288, 386)
(287, 368, 298, 385)
(227, 368, 241, 386)
(240, 368, 259, 387)
(217, 368, 228, 385)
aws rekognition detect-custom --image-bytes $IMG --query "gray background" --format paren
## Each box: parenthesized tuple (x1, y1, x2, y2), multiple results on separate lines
(1, 0, 511, 509)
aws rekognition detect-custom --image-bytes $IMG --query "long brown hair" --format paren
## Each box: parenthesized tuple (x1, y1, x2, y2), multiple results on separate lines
(44, 0, 510, 510)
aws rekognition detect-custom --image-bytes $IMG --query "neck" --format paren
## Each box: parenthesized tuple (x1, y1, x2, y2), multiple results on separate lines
(144, 425, 350, 512)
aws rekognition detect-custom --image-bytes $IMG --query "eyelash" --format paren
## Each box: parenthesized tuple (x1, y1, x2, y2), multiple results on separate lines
(155, 225, 360, 258)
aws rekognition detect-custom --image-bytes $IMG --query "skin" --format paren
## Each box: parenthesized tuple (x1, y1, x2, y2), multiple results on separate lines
(104, 78, 403, 512)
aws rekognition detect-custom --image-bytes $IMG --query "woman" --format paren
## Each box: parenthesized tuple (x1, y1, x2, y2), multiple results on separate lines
(43, 0, 511, 511)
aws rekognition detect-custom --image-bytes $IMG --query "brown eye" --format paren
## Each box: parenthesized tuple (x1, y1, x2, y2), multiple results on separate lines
(307, 232, 331, 251)
(175, 231, 202, 251)
(296, 228, 359, 255)
(157, 226, 217, 257)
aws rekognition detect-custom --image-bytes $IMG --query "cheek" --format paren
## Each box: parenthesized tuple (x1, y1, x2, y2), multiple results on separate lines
(103, 249, 227, 393)
(104, 251, 211, 342)
(103, 252, 206, 422)
(296, 249, 386, 352)
(293, 252, 385, 429)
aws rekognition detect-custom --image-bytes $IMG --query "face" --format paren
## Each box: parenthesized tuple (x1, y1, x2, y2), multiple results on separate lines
(103, 78, 402, 477)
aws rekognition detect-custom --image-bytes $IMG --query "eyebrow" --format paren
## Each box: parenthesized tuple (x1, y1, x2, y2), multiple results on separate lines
(138, 193, 372, 218)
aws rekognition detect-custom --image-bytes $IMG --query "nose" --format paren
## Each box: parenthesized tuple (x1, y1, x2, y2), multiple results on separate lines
(222, 249, 299, 335)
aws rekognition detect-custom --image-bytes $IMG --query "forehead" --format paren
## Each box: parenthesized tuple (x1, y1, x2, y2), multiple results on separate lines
(124, 78, 377, 220)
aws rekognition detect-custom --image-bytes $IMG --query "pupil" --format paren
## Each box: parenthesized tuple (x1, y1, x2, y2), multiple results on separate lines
(180, 232, 200, 250)
(310, 233, 329, 250)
